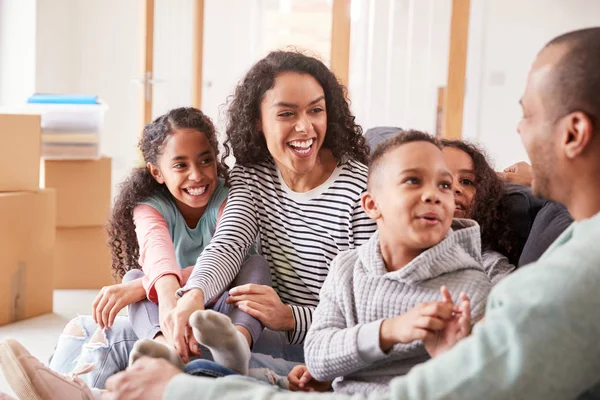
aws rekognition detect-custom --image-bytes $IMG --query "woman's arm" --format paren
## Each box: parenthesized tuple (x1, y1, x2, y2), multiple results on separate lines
(177, 168, 259, 303)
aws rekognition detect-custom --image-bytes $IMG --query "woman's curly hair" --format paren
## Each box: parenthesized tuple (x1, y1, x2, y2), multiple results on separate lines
(221, 50, 369, 168)
(107, 107, 226, 280)
(442, 139, 519, 262)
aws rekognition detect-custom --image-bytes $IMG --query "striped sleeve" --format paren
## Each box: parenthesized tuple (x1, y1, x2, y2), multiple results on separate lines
(177, 167, 258, 303)
(350, 197, 376, 247)
(348, 162, 377, 248)
(287, 305, 314, 345)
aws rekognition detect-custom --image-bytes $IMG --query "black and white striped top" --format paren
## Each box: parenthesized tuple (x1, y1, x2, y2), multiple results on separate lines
(179, 158, 377, 344)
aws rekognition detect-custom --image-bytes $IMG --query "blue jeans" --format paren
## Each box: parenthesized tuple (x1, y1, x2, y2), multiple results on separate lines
(249, 329, 304, 376)
(185, 359, 290, 389)
(49, 317, 302, 389)
(49, 261, 303, 389)
(49, 315, 137, 389)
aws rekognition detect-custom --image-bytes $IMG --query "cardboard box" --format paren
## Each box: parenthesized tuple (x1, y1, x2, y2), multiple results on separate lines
(43, 157, 112, 227)
(0, 190, 56, 326)
(54, 226, 114, 289)
(0, 114, 41, 192)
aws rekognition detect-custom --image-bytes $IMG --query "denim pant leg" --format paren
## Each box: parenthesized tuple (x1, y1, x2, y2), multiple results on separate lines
(249, 328, 305, 376)
(49, 315, 99, 374)
(123, 269, 161, 340)
(211, 255, 272, 347)
(73, 316, 138, 389)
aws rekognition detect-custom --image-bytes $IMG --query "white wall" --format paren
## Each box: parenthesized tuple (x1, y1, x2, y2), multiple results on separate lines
(0, 0, 36, 105)
(464, 0, 600, 170)
(152, 0, 194, 119)
(202, 0, 262, 137)
(349, 0, 451, 135)
(70, 0, 142, 194)
(351, 0, 600, 171)
(35, 0, 77, 94)
(4, 0, 599, 186)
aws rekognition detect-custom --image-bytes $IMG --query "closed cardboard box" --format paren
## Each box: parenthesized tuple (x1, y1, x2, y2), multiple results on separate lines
(0, 190, 56, 326)
(54, 226, 114, 289)
(43, 157, 111, 227)
(0, 114, 41, 192)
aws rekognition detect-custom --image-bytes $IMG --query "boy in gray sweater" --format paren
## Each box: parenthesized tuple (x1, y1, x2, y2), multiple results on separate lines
(298, 131, 493, 395)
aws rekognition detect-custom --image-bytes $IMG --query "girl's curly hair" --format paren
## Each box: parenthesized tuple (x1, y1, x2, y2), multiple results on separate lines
(107, 107, 226, 280)
(221, 50, 369, 168)
(441, 139, 519, 262)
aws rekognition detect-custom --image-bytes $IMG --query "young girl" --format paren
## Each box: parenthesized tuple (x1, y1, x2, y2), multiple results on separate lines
(0, 107, 270, 399)
(295, 131, 492, 395)
(441, 139, 518, 284)
(100, 106, 269, 372)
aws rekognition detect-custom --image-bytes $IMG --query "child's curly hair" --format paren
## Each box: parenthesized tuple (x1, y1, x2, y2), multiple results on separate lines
(107, 107, 226, 280)
(441, 139, 518, 261)
(221, 50, 369, 168)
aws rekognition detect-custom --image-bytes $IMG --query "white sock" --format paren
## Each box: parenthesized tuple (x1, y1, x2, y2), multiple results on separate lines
(189, 310, 251, 375)
(128, 338, 184, 370)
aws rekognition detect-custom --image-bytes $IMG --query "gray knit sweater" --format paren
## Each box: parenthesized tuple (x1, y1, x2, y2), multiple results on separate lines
(304, 219, 493, 395)
(451, 219, 516, 285)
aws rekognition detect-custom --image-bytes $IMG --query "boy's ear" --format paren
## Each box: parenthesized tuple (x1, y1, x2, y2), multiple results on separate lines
(361, 191, 381, 220)
(147, 162, 164, 184)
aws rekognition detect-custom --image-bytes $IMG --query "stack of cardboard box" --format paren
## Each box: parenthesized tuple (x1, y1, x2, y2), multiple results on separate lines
(0, 114, 56, 326)
(43, 157, 114, 289)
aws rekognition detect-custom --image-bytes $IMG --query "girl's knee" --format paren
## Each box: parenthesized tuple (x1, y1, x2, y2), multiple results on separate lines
(62, 317, 87, 338)
(89, 328, 107, 345)
(122, 268, 145, 283)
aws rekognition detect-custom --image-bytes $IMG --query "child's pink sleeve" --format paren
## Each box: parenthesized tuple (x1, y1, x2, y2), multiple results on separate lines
(180, 266, 194, 285)
(133, 204, 182, 303)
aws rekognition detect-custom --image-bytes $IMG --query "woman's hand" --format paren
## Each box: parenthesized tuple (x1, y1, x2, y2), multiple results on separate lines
(161, 289, 205, 363)
(92, 278, 146, 329)
(227, 284, 294, 331)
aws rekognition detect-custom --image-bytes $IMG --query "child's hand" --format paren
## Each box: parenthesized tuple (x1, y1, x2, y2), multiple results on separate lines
(287, 365, 332, 392)
(380, 300, 457, 350)
(92, 278, 146, 329)
(424, 286, 471, 358)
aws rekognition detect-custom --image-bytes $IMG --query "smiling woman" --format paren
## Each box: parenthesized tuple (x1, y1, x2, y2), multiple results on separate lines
(165, 50, 376, 376)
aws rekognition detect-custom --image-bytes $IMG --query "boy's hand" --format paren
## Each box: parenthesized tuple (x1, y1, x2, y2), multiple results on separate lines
(380, 301, 458, 351)
(424, 286, 472, 358)
(93, 278, 146, 329)
(288, 365, 332, 392)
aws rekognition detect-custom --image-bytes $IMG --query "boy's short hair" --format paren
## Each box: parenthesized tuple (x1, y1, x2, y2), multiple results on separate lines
(367, 130, 441, 189)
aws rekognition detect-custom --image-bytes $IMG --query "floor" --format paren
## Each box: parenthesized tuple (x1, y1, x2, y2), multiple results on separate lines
(0, 290, 108, 398)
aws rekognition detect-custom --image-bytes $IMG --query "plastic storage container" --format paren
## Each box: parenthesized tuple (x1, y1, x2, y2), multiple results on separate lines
(24, 103, 106, 133)
(24, 103, 107, 160)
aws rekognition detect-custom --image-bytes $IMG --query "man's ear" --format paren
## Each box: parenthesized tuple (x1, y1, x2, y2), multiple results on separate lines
(562, 111, 593, 159)
(361, 190, 381, 220)
(147, 162, 164, 184)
